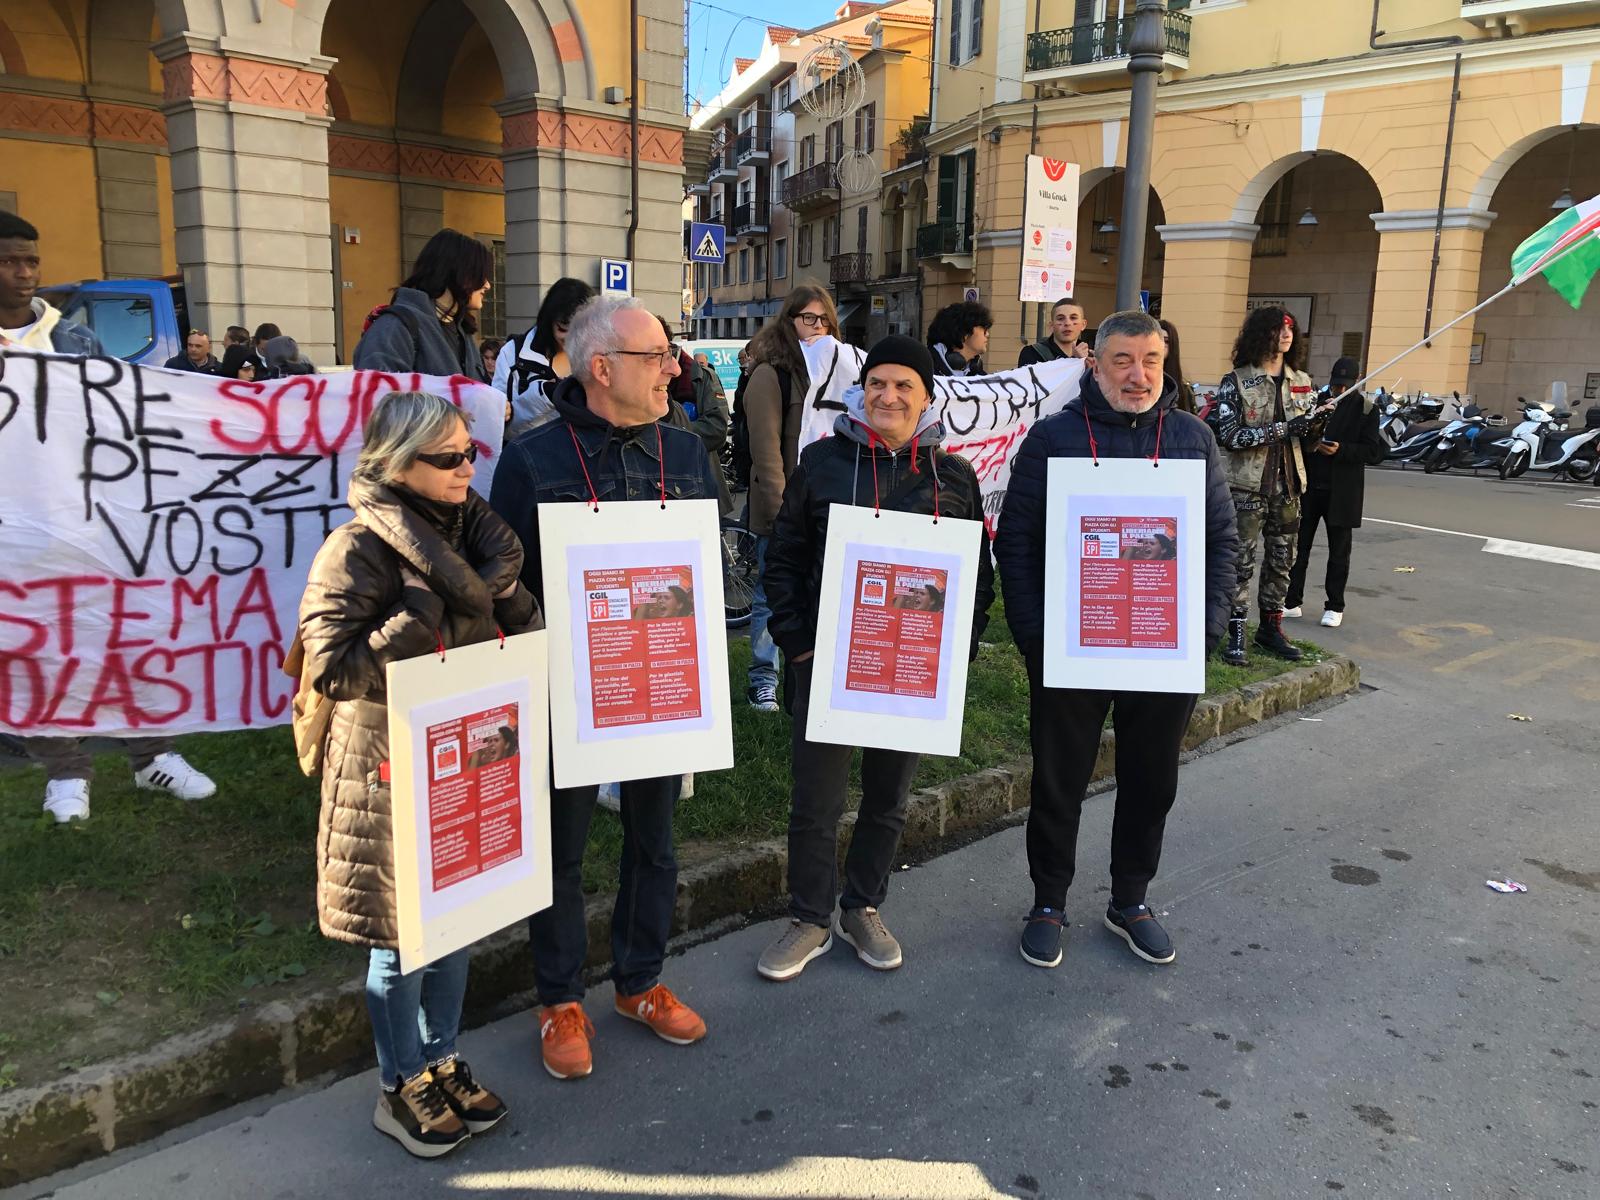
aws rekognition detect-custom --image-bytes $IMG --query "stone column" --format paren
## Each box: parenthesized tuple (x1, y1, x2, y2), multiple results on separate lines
(1365, 208, 1495, 396)
(155, 37, 337, 363)
(1154, 220, 1259, 383)
(498, 95, 685, 333)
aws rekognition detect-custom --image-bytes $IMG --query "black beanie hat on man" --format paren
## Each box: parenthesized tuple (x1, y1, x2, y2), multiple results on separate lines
(860, 334, 936, 398)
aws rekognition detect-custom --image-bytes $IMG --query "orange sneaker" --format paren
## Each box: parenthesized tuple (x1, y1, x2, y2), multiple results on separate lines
(614, 983, 707, 1045)
(538, 1003, 595, 1080)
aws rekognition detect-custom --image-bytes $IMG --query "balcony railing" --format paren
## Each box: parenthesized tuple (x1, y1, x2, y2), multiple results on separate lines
(735, 128, 770, 162)
(781, 159, 840, 209)
(1025, 10, 1191, 73)
(829, 252, 872, 285)
(882, 248, 904, 276)
(916, 220, 970, 259)
(733, 201, 770, 237)
(707, 153, 737, 182)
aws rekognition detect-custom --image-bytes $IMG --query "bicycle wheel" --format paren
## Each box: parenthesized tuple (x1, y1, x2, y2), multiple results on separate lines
(722, 523, 759, 629)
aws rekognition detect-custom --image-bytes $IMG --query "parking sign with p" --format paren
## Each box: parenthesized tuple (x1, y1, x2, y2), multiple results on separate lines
(600, 258, 632, 296)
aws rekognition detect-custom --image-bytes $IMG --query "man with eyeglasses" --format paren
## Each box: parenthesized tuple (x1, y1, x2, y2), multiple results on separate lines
(491, 294, 721, 1084)
(163, 329, 221, 374)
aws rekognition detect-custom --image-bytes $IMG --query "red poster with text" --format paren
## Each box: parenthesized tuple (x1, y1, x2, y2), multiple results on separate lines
(424, 704, 524, 891)
(1078, 516, 1179, 649)
(583, 565, 702, 729)
(843, 560, 949, 698)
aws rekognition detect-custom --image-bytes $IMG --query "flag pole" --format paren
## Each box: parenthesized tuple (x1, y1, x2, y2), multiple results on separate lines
(1340, 231, 1598, 401)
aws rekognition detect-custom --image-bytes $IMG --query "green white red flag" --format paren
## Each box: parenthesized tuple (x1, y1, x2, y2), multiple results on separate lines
(1511, 194, 1600, 308)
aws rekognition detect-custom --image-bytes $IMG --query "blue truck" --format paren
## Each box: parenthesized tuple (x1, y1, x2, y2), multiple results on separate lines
(38, 277, 189, 366)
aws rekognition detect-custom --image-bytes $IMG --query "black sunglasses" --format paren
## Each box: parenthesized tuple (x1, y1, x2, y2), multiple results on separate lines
(413, 443, 479, 471)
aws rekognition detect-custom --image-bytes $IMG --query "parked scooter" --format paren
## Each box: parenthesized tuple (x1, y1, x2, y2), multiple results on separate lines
(1421, 403, 1512, 473)
(1498, 403, 1600, 480)
(1385, 394, 1450, 462)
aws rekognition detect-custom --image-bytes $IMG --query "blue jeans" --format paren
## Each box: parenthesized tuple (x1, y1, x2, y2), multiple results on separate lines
(366, 946, 470, 1088)
(747, 534, 778, 690)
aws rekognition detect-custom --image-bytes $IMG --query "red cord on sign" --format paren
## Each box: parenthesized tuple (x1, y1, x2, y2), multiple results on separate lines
(435, 630, 446, 661)
(1082, 404, 1100, 466)
(867, 430, 883, 516)
(932, 447, 941, 523)
(1151, 406, 1166, 466)
(567, 425, 600, 510)
(496, 627, 505, 650)
(656, 424, 668, 507)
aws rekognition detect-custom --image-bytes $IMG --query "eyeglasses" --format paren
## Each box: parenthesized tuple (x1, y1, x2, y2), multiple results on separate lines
(795, 312, 829, 329)
(608, 344, 681, 368)
(413, 444, 479, 471)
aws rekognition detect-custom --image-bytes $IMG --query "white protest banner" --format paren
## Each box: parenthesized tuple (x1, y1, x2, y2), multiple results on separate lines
(1043, 458, 1207, 693)
(387, 630, 552, 973)
(0, 349, 505, 737)
(1020, 156, 1080, 303)
(798, 348, 1085, 534)
(805, 505, 984, 756)
(539, 498, 732, 787)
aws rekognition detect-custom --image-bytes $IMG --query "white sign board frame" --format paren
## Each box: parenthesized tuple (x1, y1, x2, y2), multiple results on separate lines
(1020, 156, 1081, 303)
(539, 498, 732, 787)
(388, 630, 553, 974)
(1043, 457, 1207, 694)
(805, 505, 983, 756)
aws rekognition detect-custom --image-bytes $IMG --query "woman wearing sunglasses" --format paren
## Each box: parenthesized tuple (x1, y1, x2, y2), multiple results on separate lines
(738, 284, 841, 712)
(298, 390, 541, 1159)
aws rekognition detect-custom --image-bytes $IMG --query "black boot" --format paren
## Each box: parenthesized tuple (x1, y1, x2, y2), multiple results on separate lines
(1254, 609, 1303, 661)
(1221, 612, 1248, 667)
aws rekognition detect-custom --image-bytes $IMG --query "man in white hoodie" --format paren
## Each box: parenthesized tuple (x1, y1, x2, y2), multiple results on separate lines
(1, 212, 218, 822)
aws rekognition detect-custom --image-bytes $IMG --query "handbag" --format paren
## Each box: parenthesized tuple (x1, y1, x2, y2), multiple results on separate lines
(281, 631, 333, 777)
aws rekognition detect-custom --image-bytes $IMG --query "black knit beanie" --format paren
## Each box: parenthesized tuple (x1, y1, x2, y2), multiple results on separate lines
(860, 334, 936, 398)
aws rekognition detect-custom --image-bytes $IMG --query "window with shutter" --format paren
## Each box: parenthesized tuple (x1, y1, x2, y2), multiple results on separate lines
(969, 0, 983, 57)
(950, 0, 963, 63)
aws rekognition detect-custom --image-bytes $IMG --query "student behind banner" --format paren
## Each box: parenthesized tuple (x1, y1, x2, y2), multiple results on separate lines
(163, 329, 221, 374)
(757, 335, 994, 982)
(353, 229, 493, 381)
(220, 344, 258, 381)
(927, 301, 991, 377)
(1017, 298, 1090, 367)
(994, 310, 1239, 970)
(489, 294, 720, 1082)
(299, 389, 541, 1159)
(1, 210, 220, 822)
(1284, 356, 1386, 629)
(1206, 307, 1329, 666)
(493, 277, 595, 436)
(741, 285, 842, 713)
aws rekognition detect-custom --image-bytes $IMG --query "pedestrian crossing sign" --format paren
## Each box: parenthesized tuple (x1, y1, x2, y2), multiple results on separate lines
(690, 222, 727, 264)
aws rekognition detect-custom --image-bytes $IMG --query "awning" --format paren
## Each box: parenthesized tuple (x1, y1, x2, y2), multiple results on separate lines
(835, 300, 863, 325)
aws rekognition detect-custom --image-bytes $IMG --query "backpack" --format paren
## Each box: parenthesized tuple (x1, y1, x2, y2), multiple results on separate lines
(281, 631, 333, 777)
(729, 364, 791, 491)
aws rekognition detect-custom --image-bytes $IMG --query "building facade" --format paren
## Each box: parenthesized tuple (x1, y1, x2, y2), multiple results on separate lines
(915, 0, 1600, 403)
(0, 0, 690, 362)
(687, 1, 934, 346)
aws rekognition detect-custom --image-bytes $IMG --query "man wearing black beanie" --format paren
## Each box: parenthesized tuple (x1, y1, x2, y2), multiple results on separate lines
(859, 333, 937, 398)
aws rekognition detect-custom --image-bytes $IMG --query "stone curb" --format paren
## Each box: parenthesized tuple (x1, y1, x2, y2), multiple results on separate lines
(0, 656, 1359, 1188)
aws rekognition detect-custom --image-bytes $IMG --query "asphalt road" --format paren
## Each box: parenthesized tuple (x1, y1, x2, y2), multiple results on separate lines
(12, 466, 1598, 1200)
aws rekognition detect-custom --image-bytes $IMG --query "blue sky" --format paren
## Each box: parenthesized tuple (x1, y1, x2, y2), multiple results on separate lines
(684, 0, 841, 112)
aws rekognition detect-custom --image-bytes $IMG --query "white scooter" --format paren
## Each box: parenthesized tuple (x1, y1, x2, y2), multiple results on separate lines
(1498, 404, 1600, 480)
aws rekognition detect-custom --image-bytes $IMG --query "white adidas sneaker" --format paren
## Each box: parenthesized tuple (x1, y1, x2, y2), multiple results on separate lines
(1320, 609, 1344, 628)
(44, 778, 90, 823)
(1281, 606, 1303, 618)
(133, 752, 217, 800)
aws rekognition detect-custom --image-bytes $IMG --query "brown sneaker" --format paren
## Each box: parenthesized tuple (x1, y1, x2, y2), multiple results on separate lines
(539, 1002, 595, 1080)
(614, 983, 707, 1045)
(372, 1069, 470, 1158)
(432, 1056, 508, 1133)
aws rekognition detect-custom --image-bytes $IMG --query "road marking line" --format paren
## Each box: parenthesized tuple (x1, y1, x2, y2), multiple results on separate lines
(1368, 519, 1600, 571)
(1482, 538, 1600, 572)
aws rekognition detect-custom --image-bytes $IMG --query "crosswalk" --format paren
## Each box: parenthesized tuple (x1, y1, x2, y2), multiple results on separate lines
(1566, 494, 1600, 510)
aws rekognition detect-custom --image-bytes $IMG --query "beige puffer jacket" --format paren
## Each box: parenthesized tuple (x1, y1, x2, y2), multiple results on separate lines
(299, 477, 542, 949)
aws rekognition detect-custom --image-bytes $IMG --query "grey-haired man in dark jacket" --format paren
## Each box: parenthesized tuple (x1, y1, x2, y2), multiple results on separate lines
(994, 310, 1237, 970)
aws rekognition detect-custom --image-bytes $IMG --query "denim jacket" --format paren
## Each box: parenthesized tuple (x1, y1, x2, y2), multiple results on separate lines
(489, 375, 721, 606)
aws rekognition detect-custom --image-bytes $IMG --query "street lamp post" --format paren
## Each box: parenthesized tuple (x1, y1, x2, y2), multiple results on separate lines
(1115, 0, 1166, 312)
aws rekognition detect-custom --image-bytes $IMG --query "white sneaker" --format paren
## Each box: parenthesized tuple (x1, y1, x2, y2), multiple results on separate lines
(44, 778, 90, 823)
(1320, 609, 1344, 628)
(1282, 606, 1303, 618)
(133, 752, 217, 800)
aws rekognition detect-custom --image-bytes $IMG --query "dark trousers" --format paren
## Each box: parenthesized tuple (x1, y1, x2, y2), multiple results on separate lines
(527, 773, 681, 1005)
(1285, 487, 1354, 613)
(786, 659, 921, 927)
(1025, 672, 1198, 910)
